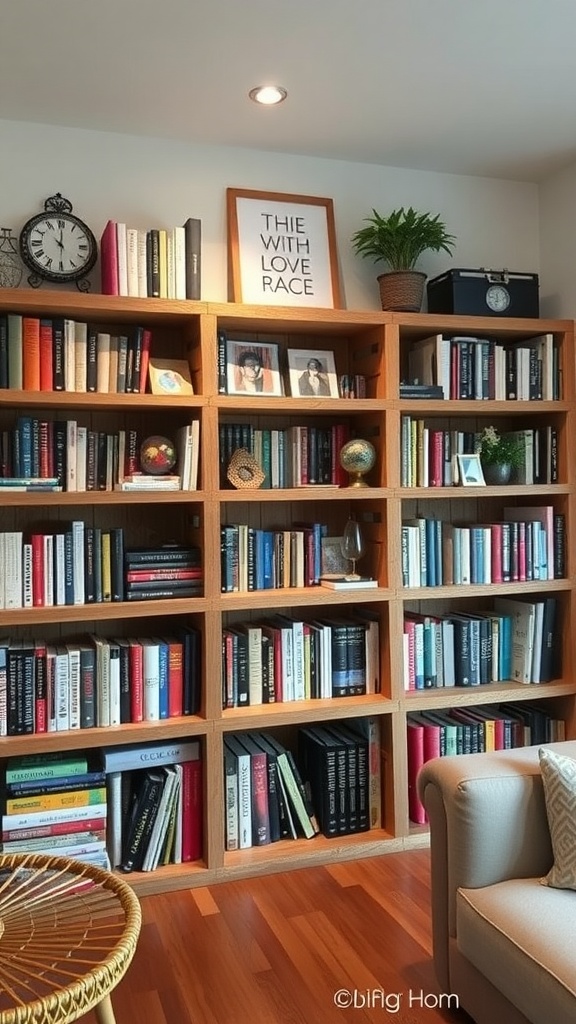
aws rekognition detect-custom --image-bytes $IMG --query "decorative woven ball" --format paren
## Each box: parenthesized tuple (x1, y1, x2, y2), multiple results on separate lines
(140, 435, 177, 475)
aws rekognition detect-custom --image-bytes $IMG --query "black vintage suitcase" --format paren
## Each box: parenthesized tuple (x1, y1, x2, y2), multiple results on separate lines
(426, 268, 539, 318)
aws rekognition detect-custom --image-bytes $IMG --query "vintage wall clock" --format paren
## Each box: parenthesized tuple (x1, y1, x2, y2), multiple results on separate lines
(19, 193, 98, 291)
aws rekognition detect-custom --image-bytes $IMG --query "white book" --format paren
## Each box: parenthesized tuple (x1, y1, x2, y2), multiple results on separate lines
(64, 319, 76, 392)
(142, 639, 161, 722)
(142, 766, 177, 871)
(137, 229, 148, 299)
(223, 745, 239, 851)
(441, 619, 456, 687)
(66, 419, 77, 492)
(0, 533, 4, 609)
(106, 771, 123, 868)
(531, 601, 545, 683)
(22, 542, 33, 608)
(241, 625, 263, 706)
(126, 227, 139, 297)
(72, 520, 85, 604)
(42, 533, 54, 606)
(494, 597, 536, 684)
(74, 321, 88, 392)
(108, 641, 121, 726)
(66, 644, 81, 730)
(173, 225, 186, 300)
(76, 426, 87, 492)
(460, 526, 471, 585)
(291, 620, 305, 700)
(116, 223, 128, 296)
(55, 644, 70, 731)
(102, 738, 200, 773)
(7, 314, 23, 389)
(166, 228, 175, 299)
(54, 533, 66, 606)
(4, 531, 23, 609)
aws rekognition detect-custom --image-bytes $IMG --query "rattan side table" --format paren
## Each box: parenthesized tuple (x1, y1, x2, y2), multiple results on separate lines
(0, 853, 142, 1024)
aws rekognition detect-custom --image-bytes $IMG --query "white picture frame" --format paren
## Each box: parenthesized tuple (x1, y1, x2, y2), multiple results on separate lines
(457, 453, 486, 486)
(227, 188, 341, 308)
(225, 339, 283, 397)
(286, 348, 339, 398)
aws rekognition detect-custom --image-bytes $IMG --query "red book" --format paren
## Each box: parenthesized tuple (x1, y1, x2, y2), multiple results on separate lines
(406, 717, 426, 824)
(128, 639, 143, 723)
(30, 534, 45, 607)
(517, 521, 526, 582)
(138, 328, 152, 393)
(34, 640, 47, 734)
(166, 638, 184, 717)
(491, 523, 503, 584)
(2, 816, 107, 843)
(39, 320, 53, 391)
(100, 220, 119, 295)
(22, 318, 41, 391)
(429, 430, 444, 487)
(126, 569, 201, 583)
(180, 758, 203, 862)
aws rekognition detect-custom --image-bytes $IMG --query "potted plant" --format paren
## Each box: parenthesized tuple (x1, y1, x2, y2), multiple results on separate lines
(475, 425, 524, 484)
(351, 206, 456, 311)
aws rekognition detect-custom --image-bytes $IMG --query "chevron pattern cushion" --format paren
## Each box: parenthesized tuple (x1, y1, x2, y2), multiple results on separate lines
(539, 747, 576, 889)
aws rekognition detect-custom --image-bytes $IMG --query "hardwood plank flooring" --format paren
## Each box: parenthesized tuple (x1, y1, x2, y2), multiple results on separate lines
(84, 849, 473, 1024)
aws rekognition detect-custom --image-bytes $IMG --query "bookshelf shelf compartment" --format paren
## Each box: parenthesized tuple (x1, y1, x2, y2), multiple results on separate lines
(0, 291, 573, 894)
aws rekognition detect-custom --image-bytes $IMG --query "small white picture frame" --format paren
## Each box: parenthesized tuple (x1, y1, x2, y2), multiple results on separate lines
(286, 348, 339, 398)
(457, 453, 486, 486)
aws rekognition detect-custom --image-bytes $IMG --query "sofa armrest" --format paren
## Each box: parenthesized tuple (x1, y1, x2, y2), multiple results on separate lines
(417, 741, 576, 990)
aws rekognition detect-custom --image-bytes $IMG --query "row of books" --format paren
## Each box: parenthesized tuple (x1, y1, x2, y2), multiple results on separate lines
(403, 595, 559, 690)
(1, 419, 199, 493)
(219, 422, 350, 489)
(400, 420, 558, 488)
(221, 521, 330, 592)
(224, 719, 380, 848)
(100, 218, 201, 301)
(408, 331, 561, 401)
(104, 739, 202, 873)
(0, 314, 152, 393)
(0, 627, 202, 737)
(222, 612, 379, 708)
(0, 529, 203, 610)
(401, 506, 564, 588)
(1, 751, 110, 868)
(407, 703, 565, 824)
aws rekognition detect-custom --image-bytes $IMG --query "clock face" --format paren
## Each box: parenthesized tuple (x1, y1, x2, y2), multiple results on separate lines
(20, 212, 97, 283)
(486, 284, 510, 313)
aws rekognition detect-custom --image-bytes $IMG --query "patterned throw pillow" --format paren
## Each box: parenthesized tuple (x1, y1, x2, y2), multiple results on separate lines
(539, 747, 576, 889)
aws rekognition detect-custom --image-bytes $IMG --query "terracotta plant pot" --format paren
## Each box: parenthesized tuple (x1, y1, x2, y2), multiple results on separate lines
(377, 271, 426, 312)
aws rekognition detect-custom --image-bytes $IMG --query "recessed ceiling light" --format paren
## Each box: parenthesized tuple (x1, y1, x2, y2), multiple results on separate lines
(249, 85, 287, 106)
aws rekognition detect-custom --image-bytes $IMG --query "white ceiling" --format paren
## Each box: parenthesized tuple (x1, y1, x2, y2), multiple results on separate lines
(2, 0, 576, 183)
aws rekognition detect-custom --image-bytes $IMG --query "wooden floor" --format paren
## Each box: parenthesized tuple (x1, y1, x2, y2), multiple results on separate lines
(87, 849, 472, 1024)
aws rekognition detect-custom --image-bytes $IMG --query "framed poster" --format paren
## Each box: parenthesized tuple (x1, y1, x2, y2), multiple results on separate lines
(227, 188, 342, 308)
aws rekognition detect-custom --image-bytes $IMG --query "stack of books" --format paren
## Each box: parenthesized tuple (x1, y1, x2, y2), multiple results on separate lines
(124, 545, 203, 602)
(1, 752, 109, 867)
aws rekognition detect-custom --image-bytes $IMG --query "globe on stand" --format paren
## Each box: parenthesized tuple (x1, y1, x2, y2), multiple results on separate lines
(339, 438, 376, 487)
(340, 518, 365, 580)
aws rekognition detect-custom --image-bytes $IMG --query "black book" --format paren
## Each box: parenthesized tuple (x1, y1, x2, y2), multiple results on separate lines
(217, 329, 227, 394)
(178, 624, 202, 716)
(183, 217, 201, 300)
(78, 643, 96, 730)
(52, 318, 65, 390)
(0, 315, 7, 388)
(86, 327, 98, 392)
(114, 637, 131, 724)
(84, 527, 96, 604)
(110, 527, 124, 602)
(52, 420, 67, 486)
(539, 597, 559, 683)
(147, 230, 160, 298)
(121, 769, 166, 872)
(125, 586, 200, 601)
(298, 725, 341, 837)
(124, 546, 200, 567)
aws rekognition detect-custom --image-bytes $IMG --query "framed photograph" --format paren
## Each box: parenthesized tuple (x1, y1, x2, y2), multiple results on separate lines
(227, 188, 342, 308)
(286, 348, 339, 398)
(457, 453, 486, 486)
(225, 339, 283, 396)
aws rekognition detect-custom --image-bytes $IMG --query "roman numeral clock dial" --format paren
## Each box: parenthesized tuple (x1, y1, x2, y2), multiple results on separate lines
(19, 193, 97, 291)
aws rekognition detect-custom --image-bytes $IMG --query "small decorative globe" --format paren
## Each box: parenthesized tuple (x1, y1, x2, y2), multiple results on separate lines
(140, 435, 177, 475)
(339, 438, 376, 487)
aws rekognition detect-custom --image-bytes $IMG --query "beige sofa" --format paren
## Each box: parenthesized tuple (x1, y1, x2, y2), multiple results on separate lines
(417, 740, 576, 1024)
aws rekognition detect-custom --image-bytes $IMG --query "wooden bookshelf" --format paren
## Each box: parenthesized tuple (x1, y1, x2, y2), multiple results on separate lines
(0, 290, 574, 894)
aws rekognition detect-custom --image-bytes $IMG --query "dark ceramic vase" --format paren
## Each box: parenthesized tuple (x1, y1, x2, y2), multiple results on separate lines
(482, 461, 512, 485)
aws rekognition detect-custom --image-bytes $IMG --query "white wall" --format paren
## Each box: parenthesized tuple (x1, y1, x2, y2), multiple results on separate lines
(0, 119, 539, 310)
(539, 162, 576, 318)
